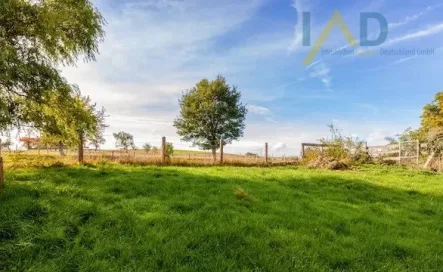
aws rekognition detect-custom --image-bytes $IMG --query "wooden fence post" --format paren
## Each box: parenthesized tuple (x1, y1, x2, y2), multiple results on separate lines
(0, 157, 4, 192)
(161, 137, 166, 163)
(78, 131, 84, 164)
(265, 142, 269, 164)
(220, 139, 224, 164)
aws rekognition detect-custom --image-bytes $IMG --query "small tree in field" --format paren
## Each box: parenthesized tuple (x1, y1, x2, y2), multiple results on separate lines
(89, 108, 108, 151)
(113, 132, 135, 151)
(143, 143, 152, 154)
(174, 75, 247, 161)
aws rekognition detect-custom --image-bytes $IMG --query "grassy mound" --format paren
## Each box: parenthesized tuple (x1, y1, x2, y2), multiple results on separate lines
(1, 165, 442, 271)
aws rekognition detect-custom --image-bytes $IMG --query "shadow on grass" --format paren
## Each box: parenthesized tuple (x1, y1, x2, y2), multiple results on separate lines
(1, 165, 442, 271)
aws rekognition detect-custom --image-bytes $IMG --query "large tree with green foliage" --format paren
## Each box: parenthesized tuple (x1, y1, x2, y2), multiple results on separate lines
(0, 0, 105, 131)
(420, 92, 443, 168)
(174, 76, 247, 161)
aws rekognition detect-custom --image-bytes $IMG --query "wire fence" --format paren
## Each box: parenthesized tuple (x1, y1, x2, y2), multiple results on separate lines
(2, 134, 441, 169)
(0, 136, 300, 166)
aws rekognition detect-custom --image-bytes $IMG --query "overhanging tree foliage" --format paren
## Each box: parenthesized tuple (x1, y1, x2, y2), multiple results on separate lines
(174, 76, 247, 161)
(25, 86, 104, 162)
(0, 0, 105, 130)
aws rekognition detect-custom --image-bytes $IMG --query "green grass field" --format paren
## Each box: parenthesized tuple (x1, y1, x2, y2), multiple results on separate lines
(1, 165, 443, 271)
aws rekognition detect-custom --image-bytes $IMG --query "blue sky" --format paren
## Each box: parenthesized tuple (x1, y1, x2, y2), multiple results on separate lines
(60, 0, 443, 155)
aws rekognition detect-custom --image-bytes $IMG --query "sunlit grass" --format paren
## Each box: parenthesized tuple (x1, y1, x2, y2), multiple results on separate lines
(1, 165, 442, 271)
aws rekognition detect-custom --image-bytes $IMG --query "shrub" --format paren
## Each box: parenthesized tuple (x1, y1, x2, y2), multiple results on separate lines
(304, 125, 372, 168)
(166, 142, 174, 156)
(302, 148, 322, 163)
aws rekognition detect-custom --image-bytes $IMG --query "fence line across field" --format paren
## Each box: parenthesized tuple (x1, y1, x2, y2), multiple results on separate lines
(0, 137, 299, 165)
(1, 136, 436, 167)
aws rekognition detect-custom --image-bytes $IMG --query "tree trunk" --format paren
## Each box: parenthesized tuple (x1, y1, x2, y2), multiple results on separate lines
(212, 147, 217, 163)
(78, 132, 84, 164)
(0, 156, 4, 192)
(424, 152, 435, 169)
(58, 141, 66, 156)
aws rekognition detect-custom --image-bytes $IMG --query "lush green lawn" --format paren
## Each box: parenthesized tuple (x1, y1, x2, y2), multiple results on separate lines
(1, 165, 442, 271)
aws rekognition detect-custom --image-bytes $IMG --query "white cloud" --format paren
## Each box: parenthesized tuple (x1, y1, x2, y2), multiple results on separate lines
(388, 5, 443, 30)
(247, 105, 272, 116)
(389, 6, 433, 30)
(308, 61, 332, 90)
(384, 22, 443, 47)
(272, 142, 287, 152)
(345, 22, 443, 61)
(62, 1, 269, 112)
(393, 56, 417, 64)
